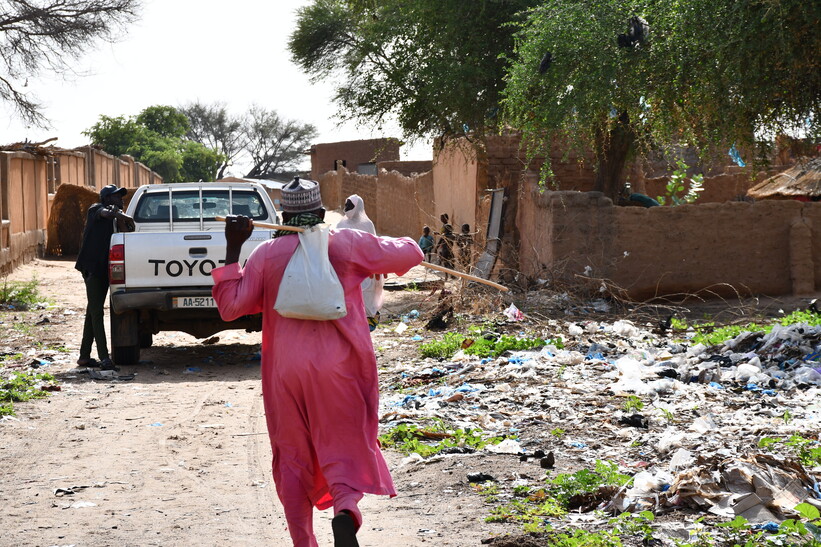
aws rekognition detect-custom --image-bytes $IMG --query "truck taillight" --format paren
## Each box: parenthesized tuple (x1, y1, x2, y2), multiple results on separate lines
(109, 244, 125, 284)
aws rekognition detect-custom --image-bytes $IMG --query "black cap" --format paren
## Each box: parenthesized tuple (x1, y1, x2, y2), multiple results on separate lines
(100, 184, 127, 199)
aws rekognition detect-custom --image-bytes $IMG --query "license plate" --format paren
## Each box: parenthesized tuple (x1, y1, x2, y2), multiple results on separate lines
(173, 296, 216, 308)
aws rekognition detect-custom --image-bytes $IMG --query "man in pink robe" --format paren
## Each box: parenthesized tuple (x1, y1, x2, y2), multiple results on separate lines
(211, 178, 423, 547)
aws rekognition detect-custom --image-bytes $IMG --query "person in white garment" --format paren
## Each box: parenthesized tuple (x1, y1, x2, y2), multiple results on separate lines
(337, 195, 384, 331)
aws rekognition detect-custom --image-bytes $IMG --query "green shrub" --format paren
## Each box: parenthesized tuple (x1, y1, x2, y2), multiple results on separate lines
(0, 278, 45, 310)
(379, 422, 505, 458)
(419, 326, 560, 359)
(0, 371, 57, 416)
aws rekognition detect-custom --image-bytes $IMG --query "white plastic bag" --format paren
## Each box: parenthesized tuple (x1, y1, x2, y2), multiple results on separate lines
(274, 225, 347, 320)
(361, 275, 384, 317)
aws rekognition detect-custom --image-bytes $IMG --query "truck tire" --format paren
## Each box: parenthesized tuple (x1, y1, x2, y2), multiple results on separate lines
(111, 311, 140, 365)
(113, 345, 140, 366)
(139, 332, 153, 349)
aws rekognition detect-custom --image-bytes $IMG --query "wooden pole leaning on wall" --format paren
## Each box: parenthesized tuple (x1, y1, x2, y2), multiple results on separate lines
(215, 216, 509, 292)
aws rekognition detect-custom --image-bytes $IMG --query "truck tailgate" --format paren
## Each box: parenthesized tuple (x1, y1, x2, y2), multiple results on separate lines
(118, 229, 272, 288)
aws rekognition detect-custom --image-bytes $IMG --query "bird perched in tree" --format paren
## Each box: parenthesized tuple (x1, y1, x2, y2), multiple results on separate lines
(617, 16, 649, 48)
(538, 51, 552, 74)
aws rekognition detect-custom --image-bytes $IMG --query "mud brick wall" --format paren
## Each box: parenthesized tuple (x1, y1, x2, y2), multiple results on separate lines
(641, 167, 779, 204)
(318, 170, 343, 211)
(517, 182, 818, 298)
(309, 138, 400, 181)
(0, 152, 48, 274)
(803, 206, 821, 292)
(375, 170, 434, 238)
(432, 142, 480, 235)
(57, 152, 87, 187)
(117, 156, 133, 189)
(1, 148, 160, 274)
(340, 170, 379, 227)
(377, 160, 432, 177)
(134, 160, 160, 187)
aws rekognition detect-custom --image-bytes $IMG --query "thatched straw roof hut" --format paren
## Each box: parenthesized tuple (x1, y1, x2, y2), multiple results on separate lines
(747, 157, 821, 200)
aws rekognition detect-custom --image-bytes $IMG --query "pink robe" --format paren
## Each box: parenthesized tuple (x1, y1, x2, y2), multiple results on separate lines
(211, 228, 422, 536)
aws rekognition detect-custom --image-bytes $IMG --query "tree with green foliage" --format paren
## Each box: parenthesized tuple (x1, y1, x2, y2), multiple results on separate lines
(83, 105, 224, 183)
(503, 0, 821, 199)
(289, 0, 539, 142)
(136, 105, 189, 139)
(179, 101, 247, 180)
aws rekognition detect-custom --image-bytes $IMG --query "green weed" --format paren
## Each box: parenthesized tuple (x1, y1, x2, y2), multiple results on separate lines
(484, 496, 566, 525)
(673, 309, 821, 347)
(0, 370, 57, 416)
(622, 395, 644, 413)
(610, 511, 656, 543)
(656, 159, 704, 206)
(419, 327, 561, 359)
(758, 435, 821, 468)
(0, 278, 46, 310)
(539, 527, 622, 547)
(419, 332, 464, 359)
(12, 322, 35, 336)
(546, 460, 633, 506)
(378, 422, 506, 458)
(658, 407, 676, 423)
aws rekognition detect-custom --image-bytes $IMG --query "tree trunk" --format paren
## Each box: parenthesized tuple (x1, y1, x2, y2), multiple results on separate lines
(594, 112, 634, 202)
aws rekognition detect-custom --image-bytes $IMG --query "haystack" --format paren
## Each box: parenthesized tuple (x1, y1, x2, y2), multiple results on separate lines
(46, 185, 135, 256)
(747, 157, 821, 200)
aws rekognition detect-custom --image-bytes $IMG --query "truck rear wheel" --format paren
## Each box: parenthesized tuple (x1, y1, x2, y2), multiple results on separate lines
(111, 311, 141, 365)
(113, 345, 140, 366)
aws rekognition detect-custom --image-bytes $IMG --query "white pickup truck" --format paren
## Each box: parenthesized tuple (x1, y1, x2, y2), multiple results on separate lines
(108, 182, 278, 365)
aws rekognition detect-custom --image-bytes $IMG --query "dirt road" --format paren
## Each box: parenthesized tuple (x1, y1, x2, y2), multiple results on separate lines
(0, 258, 502, 546)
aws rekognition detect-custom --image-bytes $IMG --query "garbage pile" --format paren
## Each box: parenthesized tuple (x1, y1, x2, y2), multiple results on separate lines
(376, 307, 821, 526)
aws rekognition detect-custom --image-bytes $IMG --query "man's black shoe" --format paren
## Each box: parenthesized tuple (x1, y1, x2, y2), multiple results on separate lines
(331, 512, 359, 547)
(99, 358, 119, 371)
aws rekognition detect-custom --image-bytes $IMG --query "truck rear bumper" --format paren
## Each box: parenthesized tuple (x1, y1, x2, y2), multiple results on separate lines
(110, 288, 214, 314)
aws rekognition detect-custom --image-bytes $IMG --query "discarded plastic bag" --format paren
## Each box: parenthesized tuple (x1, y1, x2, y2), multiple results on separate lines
(503, 303, 524, 321)
(274, 225, 347, 320)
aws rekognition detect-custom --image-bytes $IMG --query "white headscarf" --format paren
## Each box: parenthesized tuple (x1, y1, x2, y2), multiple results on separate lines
(337, 194, 376, 235)
(335, 194, 383, 317)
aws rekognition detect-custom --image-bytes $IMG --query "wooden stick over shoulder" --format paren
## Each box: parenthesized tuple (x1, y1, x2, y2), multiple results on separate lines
(215, 216, 509, 291)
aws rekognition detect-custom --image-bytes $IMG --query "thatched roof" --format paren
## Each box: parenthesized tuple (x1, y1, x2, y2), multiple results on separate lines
(747, 157, 821, 199)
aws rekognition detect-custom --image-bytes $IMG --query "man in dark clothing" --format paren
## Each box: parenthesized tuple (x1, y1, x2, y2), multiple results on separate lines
(74, 185, 135, 369)
(435, 223, 456, 270)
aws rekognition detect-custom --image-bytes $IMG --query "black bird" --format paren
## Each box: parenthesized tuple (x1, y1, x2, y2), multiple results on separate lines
(538, 51, 552, 74)
(617, 16, 649, 48)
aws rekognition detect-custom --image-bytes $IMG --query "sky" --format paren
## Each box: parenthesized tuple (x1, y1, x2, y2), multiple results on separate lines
(0, 0, 432, 176)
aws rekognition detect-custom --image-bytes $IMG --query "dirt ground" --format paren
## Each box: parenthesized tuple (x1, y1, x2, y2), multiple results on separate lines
(1, 252, 818, 547)
(0, 255, 526, 547)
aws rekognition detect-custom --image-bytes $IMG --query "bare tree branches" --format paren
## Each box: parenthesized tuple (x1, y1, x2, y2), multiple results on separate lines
(181, 101, 317, 180)
(0, 0, 141, 126)
(244, 105, 317, 179)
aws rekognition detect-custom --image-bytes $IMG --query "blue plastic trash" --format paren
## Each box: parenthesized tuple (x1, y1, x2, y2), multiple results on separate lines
(708, 382, 724, 389)
(728, 144, 746, 167)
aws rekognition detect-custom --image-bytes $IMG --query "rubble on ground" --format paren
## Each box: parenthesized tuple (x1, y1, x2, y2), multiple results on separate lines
(375, 298, 821, 543)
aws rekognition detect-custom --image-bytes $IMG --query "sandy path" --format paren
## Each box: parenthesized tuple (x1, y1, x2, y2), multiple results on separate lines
(1, 255, 491, 546)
